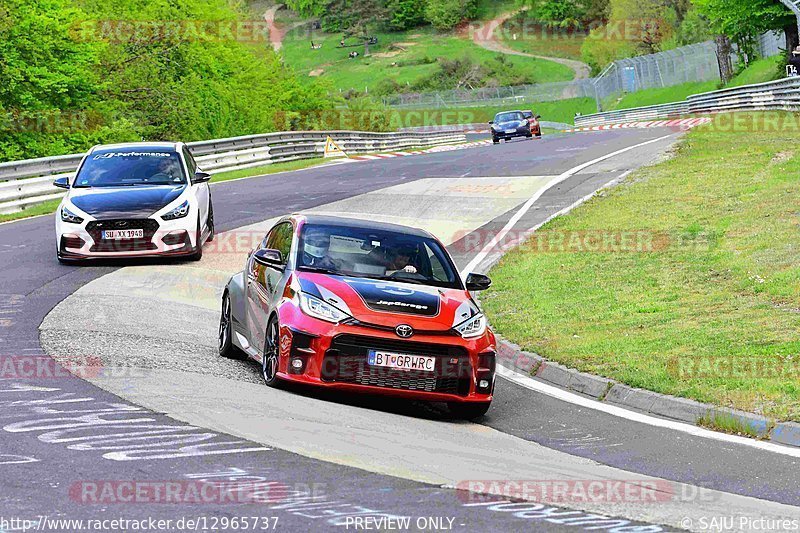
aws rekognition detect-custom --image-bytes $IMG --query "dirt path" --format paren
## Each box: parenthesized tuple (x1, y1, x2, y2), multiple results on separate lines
(472, 9, 591, 80)
(264, 4, 308, 51)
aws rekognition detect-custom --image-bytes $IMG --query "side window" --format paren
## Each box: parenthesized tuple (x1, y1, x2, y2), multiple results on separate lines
(265, 222, 293, 265)
(182, 147, 197, 175)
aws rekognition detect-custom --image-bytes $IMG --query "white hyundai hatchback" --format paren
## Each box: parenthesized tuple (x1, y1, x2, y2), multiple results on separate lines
(54, 142, 214, 263)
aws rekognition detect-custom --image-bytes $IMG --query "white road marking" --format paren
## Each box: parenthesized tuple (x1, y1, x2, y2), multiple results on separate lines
(460, 134, 674, 276)
(497, 365, 800, 459)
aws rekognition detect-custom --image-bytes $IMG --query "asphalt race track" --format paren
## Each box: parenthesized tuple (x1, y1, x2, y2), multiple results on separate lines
(2, 128, 800, 532)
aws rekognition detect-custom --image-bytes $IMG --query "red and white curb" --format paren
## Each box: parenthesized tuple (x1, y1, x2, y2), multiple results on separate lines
(335, 140, 494, 163)
(565, 117, 712, 133)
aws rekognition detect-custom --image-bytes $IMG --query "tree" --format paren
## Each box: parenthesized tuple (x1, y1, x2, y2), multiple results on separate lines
(694, 0, 794, 64)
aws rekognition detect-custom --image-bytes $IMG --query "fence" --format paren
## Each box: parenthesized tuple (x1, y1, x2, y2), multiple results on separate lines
(0, 129, 465, 214)
(573, 76, 800, 127)
(383, 32, 785, 111)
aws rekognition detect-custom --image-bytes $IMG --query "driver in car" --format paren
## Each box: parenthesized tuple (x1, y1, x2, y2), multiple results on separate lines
(301, 228, 340, 270)
(369, 243, 418, 275)
(150, 158, 183, 183)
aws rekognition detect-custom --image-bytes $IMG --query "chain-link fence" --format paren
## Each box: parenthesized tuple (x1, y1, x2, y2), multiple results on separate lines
(383, 33, 786, 111)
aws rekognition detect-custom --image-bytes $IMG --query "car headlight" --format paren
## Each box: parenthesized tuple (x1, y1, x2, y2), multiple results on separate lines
(299, 292, 351, 323)
(61, 205, 84, 224)
(454, 313, 487, 339)
(161, 200, 190, 221)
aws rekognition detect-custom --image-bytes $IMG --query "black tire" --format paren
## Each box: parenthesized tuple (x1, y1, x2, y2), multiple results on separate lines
(536, 133, 542, 138)
(206, 202, 215, 243)
(189, 214, 203, 261)
(219, 291, 246, 360)
(447, 402, 491, 420)
(261, 315, 283, 388)
(492, 138, 499, 145)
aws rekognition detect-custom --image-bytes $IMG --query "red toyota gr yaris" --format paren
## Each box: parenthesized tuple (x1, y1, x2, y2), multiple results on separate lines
(219, 214, 497, 419)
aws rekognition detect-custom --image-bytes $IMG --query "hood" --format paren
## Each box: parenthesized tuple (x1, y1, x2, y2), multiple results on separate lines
(297, 273, 481, 332)
(68, 185, 185, 219)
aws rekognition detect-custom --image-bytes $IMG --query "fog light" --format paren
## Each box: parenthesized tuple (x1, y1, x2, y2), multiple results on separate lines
(479, 379, 489, 389)
(291, 358, 303, 369)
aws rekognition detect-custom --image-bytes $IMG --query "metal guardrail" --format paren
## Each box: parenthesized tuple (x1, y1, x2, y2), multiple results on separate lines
(0, 130, 465, 215)
(573, 76, 800, 127)
(573, 102, 690, 127)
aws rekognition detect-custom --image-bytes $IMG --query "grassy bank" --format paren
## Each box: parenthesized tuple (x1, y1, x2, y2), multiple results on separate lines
(499, 12, 587, 60)
(281, 26, 575, 93)
(604, 81, 718, 111)
(398, 98, 596, 127)
(482, 113, 800, 421)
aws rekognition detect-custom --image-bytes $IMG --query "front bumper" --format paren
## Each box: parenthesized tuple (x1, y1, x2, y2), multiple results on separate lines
(56, 211, 199, 260)
(492, 127, 532, 141)
(272, 309, 496, 404)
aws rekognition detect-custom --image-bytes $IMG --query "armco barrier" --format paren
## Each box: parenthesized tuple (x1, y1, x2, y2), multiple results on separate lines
(573, 76, 800, 128)
(0, 129, 465, 214)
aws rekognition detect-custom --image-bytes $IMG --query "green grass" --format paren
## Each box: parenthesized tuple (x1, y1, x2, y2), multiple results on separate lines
(209, 157, 330, 183)
(697, 412, 766, 439)
(473, 0, 517, 20)
(400, 97, 596, 127)
(0, 198, 63, 223)
(727, 55, 785, 88)
(604, 81, 719, 111)
(281, 26, 574, 93)
(482, 113, 800, 422)
(499, 12, 587, 60)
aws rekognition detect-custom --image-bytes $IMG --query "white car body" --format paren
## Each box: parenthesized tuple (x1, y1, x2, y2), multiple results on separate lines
(54, 142, 213, 261)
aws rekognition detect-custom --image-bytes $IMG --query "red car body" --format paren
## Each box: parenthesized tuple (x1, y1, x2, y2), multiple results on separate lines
(219, 214, 497, 418)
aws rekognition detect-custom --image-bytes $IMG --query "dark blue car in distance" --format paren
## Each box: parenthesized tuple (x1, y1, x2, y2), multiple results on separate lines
(489, 110, 536, 144)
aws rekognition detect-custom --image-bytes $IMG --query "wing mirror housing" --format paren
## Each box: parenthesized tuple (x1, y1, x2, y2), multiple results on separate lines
(488, 121, 494, 125)
(193, 171, 212, 183)
(253, 248, 283, 267)
(53, 176, 71, 189)
(465, 273, 492, 291)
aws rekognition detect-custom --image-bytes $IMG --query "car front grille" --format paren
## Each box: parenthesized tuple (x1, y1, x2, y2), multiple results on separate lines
(86, 219, 159, 252)
(322, 334, 471, 396)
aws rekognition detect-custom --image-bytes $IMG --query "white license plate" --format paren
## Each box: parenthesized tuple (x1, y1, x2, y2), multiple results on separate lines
(367, 350, 435, 372)
(101, 229, 144, 240)
(505, 129, 516, 134)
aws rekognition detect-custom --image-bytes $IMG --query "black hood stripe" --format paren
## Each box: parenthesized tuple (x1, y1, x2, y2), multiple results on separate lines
(70, 186, 185, 219)
(343, 278, 440, 317)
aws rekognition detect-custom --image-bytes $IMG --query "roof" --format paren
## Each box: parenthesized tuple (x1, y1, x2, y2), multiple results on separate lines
(293, 214, 432, 238)
(90, 142, 180, 153)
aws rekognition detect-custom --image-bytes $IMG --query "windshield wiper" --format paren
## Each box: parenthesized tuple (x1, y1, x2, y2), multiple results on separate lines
(297, 266, 341, 275)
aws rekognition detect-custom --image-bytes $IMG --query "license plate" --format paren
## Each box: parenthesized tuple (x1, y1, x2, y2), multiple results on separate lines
(367, 350, 435, 372)
(101, 229, 144, 240)
(505, 129, 516, 134)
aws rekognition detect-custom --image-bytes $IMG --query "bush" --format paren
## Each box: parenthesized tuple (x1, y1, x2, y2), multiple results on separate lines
(385, 0, 427, 31)
(424, 0, 477, 31)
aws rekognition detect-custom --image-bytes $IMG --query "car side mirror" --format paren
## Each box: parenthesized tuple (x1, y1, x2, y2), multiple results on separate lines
(465, 273, 492, 291)
(193, 171, 212, 183)
(536, 115, 541, 119)
(488, 121, 494, 125)
(254, 248, 283, 268)
(53, 176, 70, 189)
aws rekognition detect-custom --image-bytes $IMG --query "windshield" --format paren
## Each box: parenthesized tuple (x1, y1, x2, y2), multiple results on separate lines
(73, 150, 186, 188)
(296, 223, 462, 290)
(495, 112, 524, 123)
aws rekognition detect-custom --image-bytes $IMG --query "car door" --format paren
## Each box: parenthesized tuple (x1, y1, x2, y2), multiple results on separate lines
(246, 221, 293, 356)
(183, 147, 209, 229)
